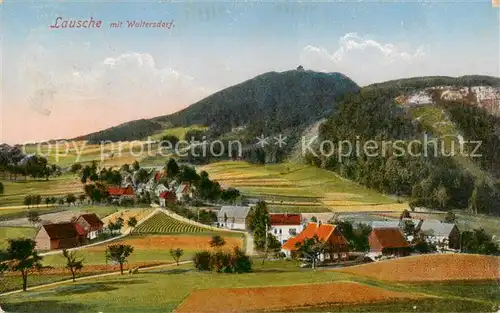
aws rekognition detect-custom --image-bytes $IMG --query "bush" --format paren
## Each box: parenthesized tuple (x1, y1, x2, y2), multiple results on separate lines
(210, 251, 233, 273)
(193, 251, 211, 271)
(193, 248, 252, 273)
(232, 247, 252, 273)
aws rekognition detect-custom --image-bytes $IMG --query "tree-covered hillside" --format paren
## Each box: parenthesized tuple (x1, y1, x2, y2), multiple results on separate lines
(76, 69, 359, 145)
(307, 76, 500, 215)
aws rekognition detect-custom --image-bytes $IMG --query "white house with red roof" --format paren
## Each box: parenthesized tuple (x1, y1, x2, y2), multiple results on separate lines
(107, 185, 135, 200)
(269, 213, 304, 245)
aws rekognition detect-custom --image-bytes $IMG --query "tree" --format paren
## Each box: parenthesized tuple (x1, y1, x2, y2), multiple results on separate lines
(66, 193, 77, 206)
(70, 163, 82, 173)
(62, 249, 84, 282)
(220, 188, 241, 203)
(209, 235, 226, 248)
(33, 195, 41, 208)
(261, 233, 281, 265)
(170, 248, 184, 266)
(444, 211, 456, 223)
(184, 129, 205, 142)
(23, 195, 32, 208)
(27, 210, 41, 226)
(310, 216, 318, 223)
(402, 220, 416, 238)
(161, 135, 180, 148)
(132, 161, 140, 171)
(6, 238, 43, 291)
(136, 168, 150, 184)
(248, 201, 270, 250)
(295, 235, 326, 269)
(334, 220, 371, 252)
(461, 228, 499, 255)
(127, 216, 138, 229)
(78, 194, 87, 205)
(399, 209, 411, 220)
(177, 165, 200, 184)
(0, 181, 4, 196)
(120, 164, 131, 173)
(166, 158, 180, 178)
(413, 233, 437, 254)
(105, 244, 134, 274)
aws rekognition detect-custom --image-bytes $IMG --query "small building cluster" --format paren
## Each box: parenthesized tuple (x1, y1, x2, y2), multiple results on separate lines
(34, 213, 104, 251)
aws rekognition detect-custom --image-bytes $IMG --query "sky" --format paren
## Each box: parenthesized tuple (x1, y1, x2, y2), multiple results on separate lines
(1, 0, 499, 144)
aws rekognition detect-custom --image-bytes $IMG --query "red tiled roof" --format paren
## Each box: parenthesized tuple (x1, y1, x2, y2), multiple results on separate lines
(369, 228, 409, 250)
(42, 223, 84, 239)
(270, 214, 301, 226)
(78, 213, 104, 231)
(107, 185, 134, 196)
(282, 223, 340, 251)
(160, 191, 176, 200)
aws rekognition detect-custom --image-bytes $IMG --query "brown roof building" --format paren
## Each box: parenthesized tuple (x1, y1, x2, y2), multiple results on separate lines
(74, 213, 104, 240)
(368, 228, 411, 256)
(35, 222, 87, 251)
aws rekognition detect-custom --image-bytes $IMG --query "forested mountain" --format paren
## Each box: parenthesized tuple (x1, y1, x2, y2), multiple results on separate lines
(77, 68, 360, 144)
(74, 119, 164, 143)
(305, 76, 500, 215)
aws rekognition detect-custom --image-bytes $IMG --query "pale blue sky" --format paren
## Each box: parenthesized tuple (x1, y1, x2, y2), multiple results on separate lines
(1, 0, 499, 143)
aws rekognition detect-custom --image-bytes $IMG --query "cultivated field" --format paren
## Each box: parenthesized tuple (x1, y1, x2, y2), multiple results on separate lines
(88, 234, 243, 252)
(0, 174, 83, 207)
(337, 254, 500, 282)
(132, 211, 209, 234)
(200, 161, 403, 213)
(150, 125, 208, 141)
(1, 259, 497, 313)
(174, 282, 422, 313)
(0, 227, 37, 249)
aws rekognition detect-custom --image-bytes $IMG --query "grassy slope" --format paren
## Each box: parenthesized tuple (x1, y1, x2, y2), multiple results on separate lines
(200, 161, 404, 213)
(149, 125, 208, 141)
(0, 227, 37, 249)
(408, 105, 488, 179)
(1, 260, 497, 313)
(0, 174, 83, 207)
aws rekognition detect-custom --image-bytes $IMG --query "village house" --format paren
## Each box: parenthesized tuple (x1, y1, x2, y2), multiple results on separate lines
(74, 213, 104, 240)
(370, 221, 401, 229)
(159, 190, 177, 207)
(417, 220, 460, 250)
(107, 185, 135, 200)
(269, 213, 304, 245)
(176, 183, 193, 201)
(368, 227, 411, 258)
(217, 206, 252, 230)
(35, 222, 87, 251)
(282, 222, 349, 261)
